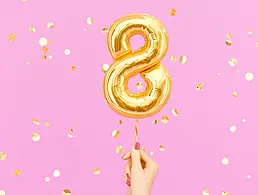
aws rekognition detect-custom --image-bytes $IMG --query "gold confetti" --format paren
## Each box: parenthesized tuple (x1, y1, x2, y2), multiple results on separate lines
(222, 157, 229, 165)
(102, 28, 109, 33)
(159, 145, 165, 151)
(64, 49, 71, 55)
(74, 122, 78, 126)
(48, 55, 53, 60)
(118, 120, 122, 124)
(87, 17, 93, 25)
(47, 22, 55, 29)
(112, 130, 120, 138)
(172, 108, 179, 116)
(0, 190, 6, 195)
(169, 8, 177, 16)
(83, 28, 87, 31)
(32, 133, 40, 142)
(0, 152, 7, 160)
(102, 64, 110, 72)
(226, 33, 232, 39)
(44, 122, 50, 127)
(248, 30, 253, 35)
(152, 119, 157, 124)
(242, 118, 246, 123)
(225, 40, 232, 46)
(180, 56, 187, 64)
(196, 82, 203, 91)
(247, 174, 251, 179)
(14, 170, 21, 176)
(161, 116, 169, 124)
(149, 152, 154, 156)
(72, 66, 77, 71)
(49, 40, 53, 44)
(26, 61, 30, 65)
(236, 69, 240, 73)
(8, 33, 16, 42)
(230, 125, 236, 132)
(171, 56, 177, 62)
(203, 189, 210, 195)
(42, 46, 48, 53)
(222, 192, 229, 195)
(93, 168, 100, 175)
(29, 26, 36, 33)
(53, 169, 60, 178)
(228, 58, 238, 67)
(245, 72, 254, 81)
(32, 118, 40, 125)
(21, 0, 27, 2)
(136, 82, 143, 89)
(68, 128, 74, 139)
(39, 37, 48, 46)
(217, 73, 221, 76)
(256, 42, 258, 47)
(45, 176, 51, 183)
(233, 92, 237, 98)
(116, 145, 124, 154)
(42, 55, 47, 60)
(62, 189, 71, 195)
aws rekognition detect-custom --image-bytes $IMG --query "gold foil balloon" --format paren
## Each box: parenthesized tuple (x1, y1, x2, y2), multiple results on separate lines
(103, 14, 172, 119)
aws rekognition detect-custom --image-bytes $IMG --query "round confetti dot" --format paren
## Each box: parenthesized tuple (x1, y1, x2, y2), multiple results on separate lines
(202, 189, 210, 195)
(196, 82, 204, 91)
(233, 92, 237, 98)
(245, 72, 254, 81)
(149, 152, 154, 156)
(116, 145, 123, 154)
(242, 118, 247, 123)
(62, 189, 71, 195)
(0, 152, 7, 161)
(118, 120, 122, 124)
(44, 122, 50, 127)
(0, 190, 6, 195)
(228, 58, 238, 67)
(172, 108, 179, 116)
(68, 129, 73, 139)
(93, 168, 100, 175)
(112, 130, 120, 138)
(248, 30, 253, 35)
(39, 37, 48, 46)
(230, 125, 236, 133)
(161, 116, 169, 124)
(247, 174, 251, 179)
(225, 40, 232, 46)
(29, 26, 36, 33)
(180, 56, 187, 64)
(171, 56, 177, 62)
(256, 42, 258, 47)
(53, 169, 60, 178)
(42, 46, 49, 53)
(102, 64, 110, 73)
(48, 55, 53, 60)
(64, 49, 71, 56)
(14, 170, 21, 176)
(32, 133, 40, 142)
(169, 8, 177, 16)
(226, 33, 232, 39)
(136, 82, 143, 89)
(87, 17, 93, 25)
(152, 119, 157, 124)
(83, 27, 87, 31)
(222, 192, 229, 195)
(222, 157, 229, 165)
(45, 176, 51, 183)
(8, 33, 16, 42)
(159, 145, 165, 152)
(47, 22, 55, 29)
(72, 66, 77, 71)
(102, 28, 109, 33)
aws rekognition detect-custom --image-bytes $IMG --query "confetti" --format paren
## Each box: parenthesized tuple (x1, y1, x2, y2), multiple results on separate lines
(14, 170, 21, 176)
(180, 56, 187, 64)
(0, 190, 6, 195)
(159, 145, 165, 151)
(102, 64, 110, 72)
(171, 56, 177, 62)
(42, 46, 48, 53)
(247, 174, 251, 179)
(112, 130, 120, 138)
(172, 108, 179, 116)
(102, 28, 109, 33)
(248, 30, 253, 35)
(74, 122, 78, 126)
(136, 82, 143, 89)
(0, 152, 7, 160)
(226, 33, 232, 39)
(169, 8, 177, 16)
(230, 125, 236, 132)
(83, 28, 87, 31)
(44, 122, 50, 127)
(72, 66, 77, 71)
(32, 118, 40, 125)
(242, 118, 246, 123)
(236, 69, 240, 73)
(118, 120, 122, 124)
(196, 82, 203, 91)
(222, 192, 229, 195)
(149, 152, 154, 156)
(87, 17, 93, 25)
(47, 22, 55, 29)
(245, 72, 254, 81)
(62, 189, 71, 195)
(39, 37, 48, 46)
(203, 189, 210, 195)
(21, 0, 27, 2)
(8, 33, 16, 42)
(53, 169, 60, 178)
(161, 116, 169, 124)
(222, 157, 229, 165)
(116, 145, 124, 154)
(225, 40, 232, 46)
(32, 133, 40, 142)
(48, 55, 53, 60)
(64, 49, 71, 55)
(42, 55, 47, 60)
(49, 40, 53, 44)
(232, 92, 237, 98)
(68, 129, 74, 139)
(152, 119, 157, 124)
(45, 176, 51, 182)
(256, 42, 258, 47)
(29, 26, 36, 33)
(217, 73, 221, 76)
(228, 58, 238, 67)
(26, 61, 30, 64)
(93, 168, 100, 175)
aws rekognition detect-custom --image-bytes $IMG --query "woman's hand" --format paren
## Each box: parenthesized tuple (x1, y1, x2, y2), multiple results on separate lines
(122, 142, 159, 195)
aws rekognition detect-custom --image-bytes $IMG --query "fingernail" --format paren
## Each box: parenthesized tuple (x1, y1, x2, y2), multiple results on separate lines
(134, 142, 140, 150)
(126, 180, 131, 187)
(126, 173, 131, 180)
(121, 154, 126, 159)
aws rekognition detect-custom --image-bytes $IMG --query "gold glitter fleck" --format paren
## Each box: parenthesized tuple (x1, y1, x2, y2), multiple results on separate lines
(26, 61, 30, 65)
(159, 145, 165, 152)
(230, 125, 236, 132)
(74, 122, 78, 126)
(196, 82, 203, 91)
(222, 192, 229, 195)
(118, 120, 122, 124)
(32, 133, 40, 142)
(29, 26, 36, 33)
(169, 8, 177, 16)
(93, 168, 100, 175)
(161, 116, 169, 124)
(32, 118, 40, 125)
(245, 72, 254, 81)
(48, 55, 53, 60)
(247, 174, 251, 179)
(68, 128, 74, 139)
(180, 56, 187, 64)
(112, 130, 120, 138)
(72, 66, 77, 71)
(8, 33, 16, 42)
(64, 49, 71, 55)
(116, 145, 124, 154)
(236, 69, 240, 73)
(149, 152, 154, 156)
(217, 73, 221, 76)
(49, 40, 53, 44)
(233, 92, 237, 98)
(152, 119, 157, 124)
(102, 28, 109, 33)
(172, 108, 179, 116)
(222, 157, 229, 165)
(39, 37, 48, 46)
(225, 40, 232, 46)
(42, 55, 47, 60)
(47, 22, 55, 29)
(87, 17, 93, 25)
(203, 189, 210, 195)
(53, 169, 60, 178)
(242, 118, 246, 123)
(62, 189, 71, 195)
(0, 190, 6, 195)
(42, 46, 48, 53)
(21, 0, 27, 2)
(14, 170, 21, 176)
(102, 64, 110, 73)
(0, 152, 7, 160)
(256, 42, 258, 47)
(226, 33, 232, 39)
(44, 122, 50, 127)
(45, 176, 51, 183)
(228, 58, 238, 67)
(136, 82, 142, 89)
(248, 30, 253, 35)
(171, 56, 177, 62)
(83, 28, 87, 31)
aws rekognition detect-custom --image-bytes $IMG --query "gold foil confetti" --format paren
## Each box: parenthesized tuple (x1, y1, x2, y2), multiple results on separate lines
(118, 120, 122, 124)
(225, 40, 232, 46)
(102, 64, 110, 72)
(248, 30, 253, 35)
(83, 28, 87, 31)
(230, 125, 236, 132)
(14, 170, 21, 176)
(217, 73, 221, 76)
(150, 152, 154, 156)
(47, 22, 55, 29)
(26, 61, 30, 64)
(196, 82, 203, 91)
(49, 40, 53, 44)
(242, 118, 247, 123)
(236, 69, 240, 73)
(171, 56, 177, 62)
(44, 122, 50, 127)
(93, 168, 100, 175)
(159, 145, 165, 151)
(116, 145, 124, 154)
(32, 133, 40, 142)
(102, 28, 109, 33)
(48, 55, 53, 60)
(233, 92, 237, 98)
(222, 192, 229, 195)
(68, 128, 74, 139)
(39, 37, 48, 46)
(45, 176, 51, 182)
(172, 108, 179, 116)
(112, 130, 120, 138)
(21, 0, 27, 2)
(8, 33, 16, 42)
(180, 56, 187, 64)
(203, 189, 210, 195)
(256, 42, 258, 47)
(245, 72, 254, 81)
(72, 66, 77, 71)
(42, 55, 47, 60)
(64, 49, 71, 55)
(29, 26, 36, 33)
(0, 152, 7, 160)
(136, 82, 143, 89)
(62, 189, 71, 195)
(53, 169, 60, 178)
(226, 33, 232, 39)
(169, 8, 177, 16)
(228, 58, 238, 67)
(152, 119, 157, 124)
(87, 17, 93, 25)
(222, 157, 229, 165)
(42, 46, 48, 53)
(161, 116, 169, 124)
(32, 118, 40, 125)
(0, 190, 6, 195)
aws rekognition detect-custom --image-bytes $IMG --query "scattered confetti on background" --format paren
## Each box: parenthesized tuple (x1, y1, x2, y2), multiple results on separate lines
(1, 0, 258, 194)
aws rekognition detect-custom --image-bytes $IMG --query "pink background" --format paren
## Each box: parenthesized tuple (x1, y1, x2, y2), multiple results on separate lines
(1, 0, 258, 194)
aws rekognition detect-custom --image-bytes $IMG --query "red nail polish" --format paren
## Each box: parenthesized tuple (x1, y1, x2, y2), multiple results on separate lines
(126, 173, 131, 180)
(121, 154, 126, 159)
(126, 180, 131, 187)
(134, 142, 140, 150)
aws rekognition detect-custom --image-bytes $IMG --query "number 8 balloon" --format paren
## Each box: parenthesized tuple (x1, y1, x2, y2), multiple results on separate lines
(103, 13, 172, 119)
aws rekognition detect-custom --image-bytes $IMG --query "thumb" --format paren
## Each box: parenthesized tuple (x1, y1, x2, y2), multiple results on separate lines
(131, 142, 142, 171)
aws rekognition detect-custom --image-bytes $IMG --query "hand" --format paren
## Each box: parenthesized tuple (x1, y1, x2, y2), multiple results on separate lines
(121, 142, 159, 195)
